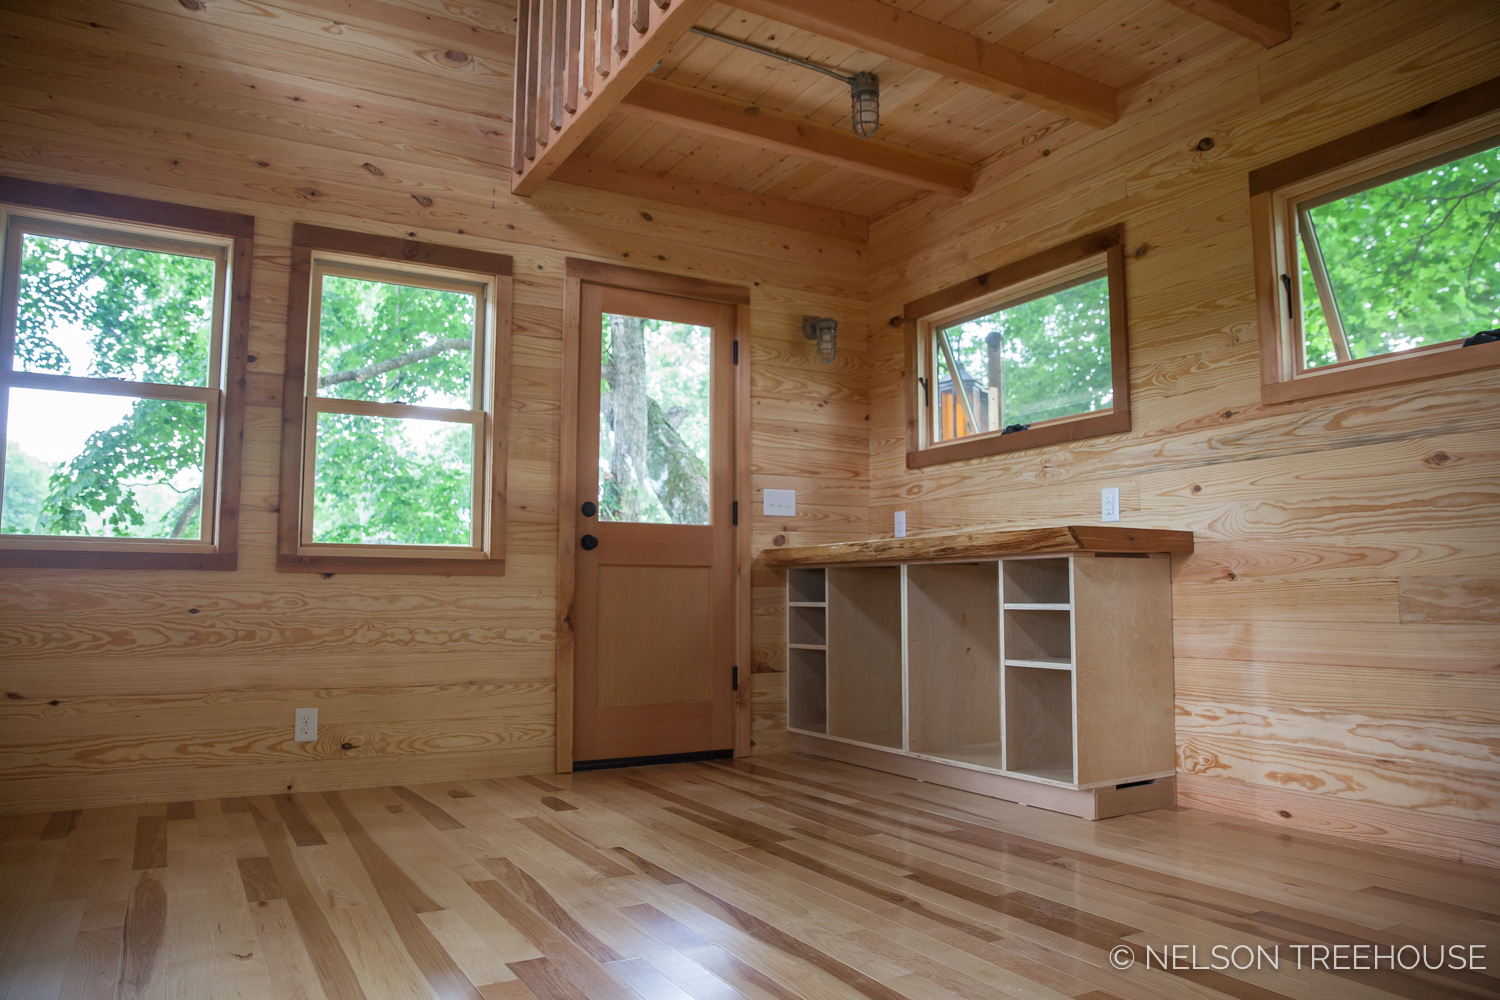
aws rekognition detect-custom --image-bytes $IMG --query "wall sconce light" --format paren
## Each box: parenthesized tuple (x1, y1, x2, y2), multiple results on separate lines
(803, 317, 838, 364)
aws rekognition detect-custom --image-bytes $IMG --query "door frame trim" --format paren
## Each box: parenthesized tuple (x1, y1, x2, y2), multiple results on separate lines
(557, 258, 752, 773)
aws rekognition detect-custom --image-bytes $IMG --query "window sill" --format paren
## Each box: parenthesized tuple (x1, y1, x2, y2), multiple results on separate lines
(276, 553, 506, 576)
(0, 548, 235, 571)
(906, 408, 1130, 469)
(1261, 338, 1500, 405)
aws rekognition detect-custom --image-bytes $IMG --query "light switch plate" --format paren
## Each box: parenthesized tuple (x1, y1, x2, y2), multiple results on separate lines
(894, 511, 906, 538)
(763, 489, 796, 517)
(1101, 487, 1120, 522)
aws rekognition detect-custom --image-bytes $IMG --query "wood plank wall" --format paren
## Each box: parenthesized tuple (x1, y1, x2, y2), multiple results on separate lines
(0, 0, 868, 813)
(865, 0, 1500, 864)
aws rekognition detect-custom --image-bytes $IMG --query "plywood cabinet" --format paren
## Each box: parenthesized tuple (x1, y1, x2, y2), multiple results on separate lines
(776, 527, 1189, 819)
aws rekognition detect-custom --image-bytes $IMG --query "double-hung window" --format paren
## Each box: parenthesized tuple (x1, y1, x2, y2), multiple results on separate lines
(1252, 79, 1500, 402)
(0, 177, 250, 569)
(905, 226, 1131, 467)
(278, 225, 511, 573)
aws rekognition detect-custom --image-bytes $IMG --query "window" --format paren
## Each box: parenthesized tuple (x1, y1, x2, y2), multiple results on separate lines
(904, 226, 1130, 468)
(0, 177, 250, 570)
(1252, 79, 1500, 402)
(278, 225, 511, 573)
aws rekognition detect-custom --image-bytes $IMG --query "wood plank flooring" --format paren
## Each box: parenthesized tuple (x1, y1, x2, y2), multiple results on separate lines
(1, 752, 1497, 999)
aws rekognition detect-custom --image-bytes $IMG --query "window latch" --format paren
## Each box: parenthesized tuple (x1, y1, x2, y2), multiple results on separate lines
(1280, 273, 1293, 318)
(918, 375, 930, 407)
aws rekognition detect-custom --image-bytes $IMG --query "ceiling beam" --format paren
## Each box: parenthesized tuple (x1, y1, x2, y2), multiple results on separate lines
(726, 0, 1117, 128)
(618, 78, 973, 197)
(1163, 0, 1291, 47)
(551, 156, 869, 241)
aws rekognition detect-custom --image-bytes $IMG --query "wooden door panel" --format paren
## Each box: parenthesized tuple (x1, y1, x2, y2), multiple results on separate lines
(596, 565, 713, 707)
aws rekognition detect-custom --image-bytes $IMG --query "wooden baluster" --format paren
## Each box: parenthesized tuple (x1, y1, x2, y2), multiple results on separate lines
(633, 0, 649, 34)
(580, 0, 596, 97)
(514, 0, 533, 170)
(536, 0, 551, 145)
(551, 0, 568, 128)
(598, 0, 614, 76)
(614, 0, 630, 58)
(565, 0, 581, 112)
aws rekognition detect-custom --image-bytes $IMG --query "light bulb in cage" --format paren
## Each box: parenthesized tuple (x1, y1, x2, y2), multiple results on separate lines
(850, 72, 880, 138)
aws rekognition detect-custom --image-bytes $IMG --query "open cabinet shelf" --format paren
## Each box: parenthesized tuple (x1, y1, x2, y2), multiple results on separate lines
(778, 528, 1187, 821)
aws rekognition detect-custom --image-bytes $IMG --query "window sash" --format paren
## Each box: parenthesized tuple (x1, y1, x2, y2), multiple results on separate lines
(921, 255, 1113, 450)
(1272, 121, 1500, 379)
(0, 210, 230, 551)
(296, 256, 492, 556)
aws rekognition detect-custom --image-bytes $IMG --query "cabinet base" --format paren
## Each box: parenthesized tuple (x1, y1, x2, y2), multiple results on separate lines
(798, 734, 1175, 820)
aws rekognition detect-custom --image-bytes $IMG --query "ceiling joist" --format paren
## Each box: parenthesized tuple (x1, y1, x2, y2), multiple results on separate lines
(551, 156, 869, 240)
(618, 78, 974, 196)
(726, 0, 1118, 128)
(1164, 0, 1291, 47)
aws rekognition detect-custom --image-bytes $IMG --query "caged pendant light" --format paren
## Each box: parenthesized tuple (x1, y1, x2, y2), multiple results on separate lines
(687, 28, 881, 138)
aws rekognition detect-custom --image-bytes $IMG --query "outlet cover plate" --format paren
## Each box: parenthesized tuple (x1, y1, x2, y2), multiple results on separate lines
(763, 489, 796, 517)
(295, 707, 318, 742)
(1101, 487, 1120, 522)
(894, 511, 906, 538)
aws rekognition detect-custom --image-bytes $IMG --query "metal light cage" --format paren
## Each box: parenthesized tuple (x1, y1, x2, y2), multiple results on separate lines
(850, 72, 880, 138)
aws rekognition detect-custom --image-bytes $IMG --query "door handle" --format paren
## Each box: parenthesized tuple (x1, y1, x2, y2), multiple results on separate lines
(581, 501, 597, 517)
(580, 534, 599, 551)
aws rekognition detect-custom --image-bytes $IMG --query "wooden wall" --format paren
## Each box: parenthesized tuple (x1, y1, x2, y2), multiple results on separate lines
(0, 0, 869, 813)
(865, 0, 1500, 864)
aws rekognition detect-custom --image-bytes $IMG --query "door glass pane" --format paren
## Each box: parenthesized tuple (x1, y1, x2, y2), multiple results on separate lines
(316, 273, 476, 408)
(598, 313, 711, 525)
(3, 387, 206, 539)
(311, 411, 474, 545)
(934, 273, 1113, 442)
(14, 232, 217, 386)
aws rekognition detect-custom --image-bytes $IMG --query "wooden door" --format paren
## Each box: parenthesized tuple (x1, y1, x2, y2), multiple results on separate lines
(572, 283, 737, 763)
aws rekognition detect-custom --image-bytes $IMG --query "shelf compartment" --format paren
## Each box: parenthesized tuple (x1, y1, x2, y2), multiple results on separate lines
(787, 568, 826, 604)
(826, 566, 903, 749)
(922, 741, 1004, 771)
(1003, 608, 1072, 666)
(788, 604, 827, 647)
(1005, 666, 1074, 783)
(788, 647, 827, 734)
(906, 562, 1000, 758)
(1003, 558, 1070, 606)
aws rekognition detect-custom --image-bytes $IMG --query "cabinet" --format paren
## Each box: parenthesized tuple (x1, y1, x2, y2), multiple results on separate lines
(767, 526, 1191, 820)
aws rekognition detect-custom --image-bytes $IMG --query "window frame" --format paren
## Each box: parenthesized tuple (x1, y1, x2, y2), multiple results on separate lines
(903, 225, 1130, 469)
(0, 176, 251, 570)
(277, 224, 512, 575)
(1251, 77, 1500, 404)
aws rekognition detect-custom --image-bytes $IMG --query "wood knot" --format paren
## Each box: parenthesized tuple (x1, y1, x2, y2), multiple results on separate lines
(362, 162, 384, 177)
(1196, 136, 1216, 152)
(1134, 243, 1151, 258)
(49, 699, 60, 706)
(889, 315, 903, 327)
(341, 742, 354, 751)
(1190, 484, 1202, 494)
(1226, 572, 1238, 581)
(443, 49, 471, 65)
(1425, 451, 1452, 466)
(188, 608, 200, 614)
(772, 534, 787, 546)
(4, 692, 22, 700)
(639, 211, 653, 221)
(1277, 809, 1292, 819)
(411, 194, 434, 208)
(177, 0, 205, 10)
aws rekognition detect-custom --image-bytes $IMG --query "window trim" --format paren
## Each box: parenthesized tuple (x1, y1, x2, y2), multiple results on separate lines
(0, 176, 251, 571)
(1251, 77, 1500, 404)
(903, 225, 1130, 469)
(277, 224, 512, 575)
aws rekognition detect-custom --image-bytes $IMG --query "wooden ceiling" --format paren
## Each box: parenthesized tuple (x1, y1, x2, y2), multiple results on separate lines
(522, 0, 1293, 233)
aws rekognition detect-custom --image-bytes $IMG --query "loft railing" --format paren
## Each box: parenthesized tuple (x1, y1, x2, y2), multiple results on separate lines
(511, 0, 708, 196)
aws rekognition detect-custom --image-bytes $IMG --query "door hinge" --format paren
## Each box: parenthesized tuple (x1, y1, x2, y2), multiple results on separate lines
(732, 500, 739, 525)
(733, 339, 740, 364)
(732, 665, 739, 691)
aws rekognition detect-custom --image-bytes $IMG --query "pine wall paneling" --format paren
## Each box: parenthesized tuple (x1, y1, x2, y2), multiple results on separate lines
(0, 0, 870, 812)
(864, 0, 1500, 864)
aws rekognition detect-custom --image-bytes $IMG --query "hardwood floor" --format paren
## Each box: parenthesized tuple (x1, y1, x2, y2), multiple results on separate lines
(1, 753, 1496, 1000)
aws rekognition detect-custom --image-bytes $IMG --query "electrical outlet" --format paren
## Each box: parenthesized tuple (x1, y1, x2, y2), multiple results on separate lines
(894, 511, 906, 538)
(763, 488, 796, 517)
(295, 707, 317, 743)
(1101, 487, 1120, 522)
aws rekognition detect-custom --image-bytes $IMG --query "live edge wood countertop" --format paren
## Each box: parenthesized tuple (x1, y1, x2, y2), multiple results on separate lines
(760, 525, 1194, 568)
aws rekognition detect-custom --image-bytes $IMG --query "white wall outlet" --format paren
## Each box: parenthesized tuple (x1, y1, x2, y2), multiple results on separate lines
(1101, 487, 1120, 522)
(763, 488, 796, 517)
(294, 707, 317, 743)
(894, 511, 907, 538)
